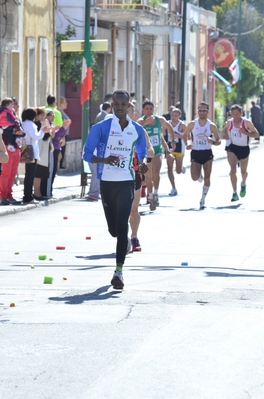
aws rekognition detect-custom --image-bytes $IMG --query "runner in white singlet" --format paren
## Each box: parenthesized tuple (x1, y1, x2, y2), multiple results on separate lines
(223, 104, 259, 201)
(165, 108, 187, 196)
(184, 102, 221, 209)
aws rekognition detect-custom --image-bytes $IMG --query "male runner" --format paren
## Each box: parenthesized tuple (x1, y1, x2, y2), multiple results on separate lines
(137, 100, 174, 210)
(83, 90, 147, 289)
(127, 103, 154, 252)
(184, 101, 221, 209)
(165, 107, 187, 196)
(223, 104, 259, 201)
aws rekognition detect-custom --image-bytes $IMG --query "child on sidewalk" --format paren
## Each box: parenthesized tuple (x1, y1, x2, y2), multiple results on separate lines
(0, 97, 24, 152)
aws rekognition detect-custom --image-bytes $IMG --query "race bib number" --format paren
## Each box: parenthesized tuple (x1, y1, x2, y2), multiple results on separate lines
(105, 154, 127, 172)
(195, 139, 207, 147)
(149, 134, 159, 146)
(232, 132, 242, 139)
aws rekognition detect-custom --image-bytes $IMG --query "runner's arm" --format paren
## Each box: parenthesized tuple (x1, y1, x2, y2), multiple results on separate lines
(242, 120, 260, 138)
(210, 124, 221, 146)
(183, 121, 194, 149)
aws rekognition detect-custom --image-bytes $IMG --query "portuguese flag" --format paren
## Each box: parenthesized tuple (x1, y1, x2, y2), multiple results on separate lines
(80, 8, 92, 105)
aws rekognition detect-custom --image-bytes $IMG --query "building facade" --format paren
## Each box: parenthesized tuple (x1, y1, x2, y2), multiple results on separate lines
(0, 0, 56, 110)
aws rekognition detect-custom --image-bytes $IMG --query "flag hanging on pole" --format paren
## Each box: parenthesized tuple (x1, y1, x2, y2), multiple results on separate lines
(80, 14, 93, 104)
(229, 58, 240, 85)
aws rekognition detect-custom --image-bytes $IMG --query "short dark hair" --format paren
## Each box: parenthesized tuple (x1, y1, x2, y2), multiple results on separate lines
(104, 93, 113, 102)
(1, 97, 13, 107)
(47, 94, 56, 106)
(21, 107, 37, 122)
(198, 101, 209, 110)
(231, 104, 242, 112)
(112, 90, 130, 101)
(102, 102, 111, 111)
(142, 100, 154, 108)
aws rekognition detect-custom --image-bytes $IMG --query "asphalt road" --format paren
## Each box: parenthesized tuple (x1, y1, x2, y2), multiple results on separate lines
(1, 143, 264, 399)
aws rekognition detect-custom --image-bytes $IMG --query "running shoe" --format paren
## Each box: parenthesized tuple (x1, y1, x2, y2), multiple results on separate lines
(240, 185, 246, 198)
(131, 237, 142, 252)
(198, 174, 204, 183)
(154, 194, 159, 206)
(199, 200, 205, 209)
(126, 237, 132, 254)
(231, 193, 239, 202)
(169, 188, 177, 196)
(149, 196, 156, 211)
(110, 271, 124, 289)
(141, 186, 146, 198)
(182, 166, 186, 174)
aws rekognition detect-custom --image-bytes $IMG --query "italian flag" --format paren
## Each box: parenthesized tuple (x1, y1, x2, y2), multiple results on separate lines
(80, 19, 93, 104)
(228, 58, 240, 85)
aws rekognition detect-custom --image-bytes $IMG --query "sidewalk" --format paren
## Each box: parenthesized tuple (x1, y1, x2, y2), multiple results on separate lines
(0, 139, 261, 217)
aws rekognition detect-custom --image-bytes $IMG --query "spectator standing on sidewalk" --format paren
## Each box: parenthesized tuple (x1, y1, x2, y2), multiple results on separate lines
(250, 101, 262, 140)
(58, 96, 71, 170)
(21, 107, 48, 204)
(95, 102, 111, 124)
(45, 94, 63, 127)
(0, 98, 25, 205)
(33, 108, 55, 200)
(45, 110, 71, 197)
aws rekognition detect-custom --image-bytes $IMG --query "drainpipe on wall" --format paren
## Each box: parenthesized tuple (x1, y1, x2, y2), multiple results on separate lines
(112, 23, 116, 91)
(126, 21, 131, 92)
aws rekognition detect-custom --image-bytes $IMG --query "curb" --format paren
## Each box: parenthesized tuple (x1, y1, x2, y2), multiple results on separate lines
(0, 193, 81, 217)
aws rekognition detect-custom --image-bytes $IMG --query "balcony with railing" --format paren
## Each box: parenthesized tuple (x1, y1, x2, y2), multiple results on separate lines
(90, 0, 162, 22)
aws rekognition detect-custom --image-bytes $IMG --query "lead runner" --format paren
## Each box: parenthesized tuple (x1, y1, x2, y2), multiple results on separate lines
(83, 90, 147, 289)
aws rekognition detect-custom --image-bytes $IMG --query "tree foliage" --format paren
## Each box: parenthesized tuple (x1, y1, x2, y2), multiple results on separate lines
(212, 0, 264, 68)
(211, 0, 264, 105)
(200, 0, 264, 14)
(215, 52, 264, 105)
(199, 0, 223, 10)
(56, 25, 104, 101)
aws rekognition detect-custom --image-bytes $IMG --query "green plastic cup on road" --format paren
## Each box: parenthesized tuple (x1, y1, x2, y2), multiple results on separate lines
(38, 255, 47, 260)
(43, 276, 54, 284)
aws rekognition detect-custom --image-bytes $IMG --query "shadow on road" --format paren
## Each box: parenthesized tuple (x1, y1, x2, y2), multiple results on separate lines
(206, 271, 264, 278)
(76, 253, 116, 260)
(48, 285, 122, 304)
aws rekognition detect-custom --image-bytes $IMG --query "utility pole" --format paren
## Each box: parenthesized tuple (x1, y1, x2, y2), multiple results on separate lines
(179, 0, 187, 114)
(81, 0, 91, 192)
(82, 0, 91, 149)
(237, 0, 242, 104)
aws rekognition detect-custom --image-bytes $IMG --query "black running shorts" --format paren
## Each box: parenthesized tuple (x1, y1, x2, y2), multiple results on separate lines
(190, 149, 213, 165)
(227, 144, 250, 160)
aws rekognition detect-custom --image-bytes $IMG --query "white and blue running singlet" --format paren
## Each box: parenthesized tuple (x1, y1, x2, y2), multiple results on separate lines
(83, 114, 146, 181)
